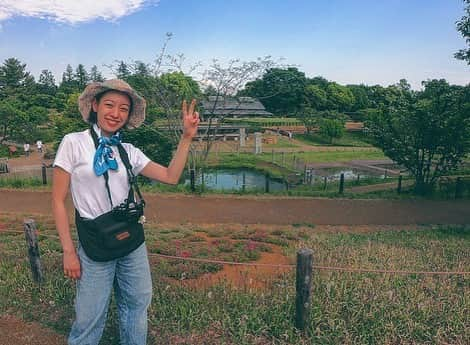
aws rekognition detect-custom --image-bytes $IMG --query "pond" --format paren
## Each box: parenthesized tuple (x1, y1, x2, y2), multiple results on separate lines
(184, 169, 286, 191)
(182, 167, 390, 192)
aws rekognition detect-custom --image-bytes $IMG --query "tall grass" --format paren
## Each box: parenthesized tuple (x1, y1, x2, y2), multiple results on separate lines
(0, 215, 468, 344)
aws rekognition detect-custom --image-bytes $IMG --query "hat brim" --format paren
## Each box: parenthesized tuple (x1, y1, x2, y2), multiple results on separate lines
(78, 79, 146, 129)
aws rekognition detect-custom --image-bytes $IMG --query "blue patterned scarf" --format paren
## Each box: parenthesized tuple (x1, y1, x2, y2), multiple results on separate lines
(93, 133, 121, 176)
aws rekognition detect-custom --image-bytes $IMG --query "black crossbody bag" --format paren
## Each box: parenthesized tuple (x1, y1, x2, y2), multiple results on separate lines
(75, 129, 146, 262)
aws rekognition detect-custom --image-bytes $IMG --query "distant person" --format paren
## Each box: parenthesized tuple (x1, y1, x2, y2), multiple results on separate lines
(23, 143, 30, 157)
(52, 79, 199, 345)
(36, 140, 43, 153)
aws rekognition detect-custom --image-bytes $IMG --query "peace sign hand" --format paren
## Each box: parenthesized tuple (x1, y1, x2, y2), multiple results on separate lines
(181, 99, 200, 140)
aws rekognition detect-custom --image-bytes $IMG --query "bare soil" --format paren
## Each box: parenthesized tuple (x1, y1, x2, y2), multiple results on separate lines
(1, 189, 469, 225)
(0, 315, 66, 345)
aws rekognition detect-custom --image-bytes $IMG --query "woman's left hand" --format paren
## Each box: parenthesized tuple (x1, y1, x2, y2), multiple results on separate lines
(181, 99, 200, 140)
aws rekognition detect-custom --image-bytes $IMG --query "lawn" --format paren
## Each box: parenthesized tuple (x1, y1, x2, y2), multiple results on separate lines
(295, 132, 373, 147)
(0, 213, 468, 344)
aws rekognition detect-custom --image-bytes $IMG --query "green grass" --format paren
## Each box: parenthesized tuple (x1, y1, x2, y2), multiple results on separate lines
(0, 213, 468, 344)
(267, 150, 387, 163)
(0, 177, 46, 188)
(296, 132, 373, 147)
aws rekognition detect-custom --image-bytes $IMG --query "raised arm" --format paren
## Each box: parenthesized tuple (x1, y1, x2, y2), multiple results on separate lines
(140, 99, 200, 184)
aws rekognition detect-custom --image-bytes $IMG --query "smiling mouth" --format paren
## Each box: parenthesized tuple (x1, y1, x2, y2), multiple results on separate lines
(105, 119, 121, 126)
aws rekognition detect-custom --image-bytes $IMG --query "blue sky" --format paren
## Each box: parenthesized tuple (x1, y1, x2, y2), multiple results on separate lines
(0, 0, 468, 89)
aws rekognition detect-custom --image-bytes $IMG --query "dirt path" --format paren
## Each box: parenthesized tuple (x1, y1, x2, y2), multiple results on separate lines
(1, 189, 469, 225)
(0, 315, 66, 345)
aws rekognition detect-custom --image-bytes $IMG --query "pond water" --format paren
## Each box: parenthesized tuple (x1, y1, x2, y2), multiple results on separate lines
(183, 167, 387, 191)
(184, 169, 286, 191)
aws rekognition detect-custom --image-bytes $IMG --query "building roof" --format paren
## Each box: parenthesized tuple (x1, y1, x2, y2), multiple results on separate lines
(202, 96, 273, 117)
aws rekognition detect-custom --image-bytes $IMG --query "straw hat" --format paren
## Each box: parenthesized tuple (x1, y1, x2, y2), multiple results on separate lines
(78, 79, 146, 129)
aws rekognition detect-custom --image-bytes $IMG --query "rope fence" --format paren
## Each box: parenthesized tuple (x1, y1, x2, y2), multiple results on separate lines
(2, 218, 469, 332)
(2, 227, 468, 276)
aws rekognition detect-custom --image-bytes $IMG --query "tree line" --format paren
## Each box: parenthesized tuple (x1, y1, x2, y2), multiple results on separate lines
(0, 56, 469, 195)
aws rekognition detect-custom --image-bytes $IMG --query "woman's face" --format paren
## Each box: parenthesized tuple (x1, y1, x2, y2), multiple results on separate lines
(92, 91, 131, 137)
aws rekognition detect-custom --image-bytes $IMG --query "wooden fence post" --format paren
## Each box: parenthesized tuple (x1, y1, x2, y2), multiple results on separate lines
(295, 248, 314, 332)
(200, 169, 205, 192)
(265, 173, 270, 193)
(339, 173, 345, 194)
(242, 172, 246, 193)
(42, 164, 47, 185)
(23, 219, 43, 283)
(190, 169, 195, 192)
(397, 175, 403, 194)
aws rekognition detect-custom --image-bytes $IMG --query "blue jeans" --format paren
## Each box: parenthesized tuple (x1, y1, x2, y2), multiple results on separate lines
(68, 243, 152, 345)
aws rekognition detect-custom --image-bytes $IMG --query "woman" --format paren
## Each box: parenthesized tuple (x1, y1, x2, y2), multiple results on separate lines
(52, 79, 199, 345)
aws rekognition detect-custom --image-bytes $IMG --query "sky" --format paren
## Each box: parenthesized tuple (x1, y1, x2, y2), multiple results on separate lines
(0, 0, 469, 89)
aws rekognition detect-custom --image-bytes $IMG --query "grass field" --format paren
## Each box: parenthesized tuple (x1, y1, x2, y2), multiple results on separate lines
(295, 132, 373, 147)
(1, 213, 468, 344)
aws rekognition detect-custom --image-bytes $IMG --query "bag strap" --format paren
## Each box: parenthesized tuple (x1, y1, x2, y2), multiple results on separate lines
(89, 128, 145, 208)
(116, 143, 145, 206)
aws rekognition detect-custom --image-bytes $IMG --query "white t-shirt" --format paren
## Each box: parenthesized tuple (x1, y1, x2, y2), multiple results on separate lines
(53, 125, 151, 219)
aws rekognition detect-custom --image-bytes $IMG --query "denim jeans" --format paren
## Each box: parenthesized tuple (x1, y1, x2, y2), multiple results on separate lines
(68, 243, 152, 345)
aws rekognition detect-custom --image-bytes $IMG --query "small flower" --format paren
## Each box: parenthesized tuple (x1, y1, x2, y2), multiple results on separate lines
(138, 215, 146, 224)
(245, 241, 257, 251)
(207, 291, 213, 299)
(181, 250, 191, 258)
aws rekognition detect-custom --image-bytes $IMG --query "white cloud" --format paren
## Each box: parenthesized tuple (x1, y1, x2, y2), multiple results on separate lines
(0, 0, 157, 24)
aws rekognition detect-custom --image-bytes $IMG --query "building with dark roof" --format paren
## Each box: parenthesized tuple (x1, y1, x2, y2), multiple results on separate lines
(201, 96, 273, 119)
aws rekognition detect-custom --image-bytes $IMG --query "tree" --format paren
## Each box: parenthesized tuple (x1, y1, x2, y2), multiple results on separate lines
(38, 69, 57, 95)
(298, 108, 320, 134)
(304, 84, 328, 111)
(51, 92, 87, 144)
(347, 84, 370, 112)
(116, 61, 131, 80)
(366, 79, 470, 195)
(90, 65, 104, 82)
(0, 100, 22, 141)
(325, 82, 355, 112)
(75, 64, 89, 90)
(242, 67, 307, 116)
(319, 118, 345, 144)
(455, 0, 470, 64)
(122, 126, 173, 167)
(0, 58, 32, 99)
(60, 64, 79, 94)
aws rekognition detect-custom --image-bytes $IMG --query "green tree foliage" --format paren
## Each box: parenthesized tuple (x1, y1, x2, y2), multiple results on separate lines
(325, 82, 355, 112)
(51, 93, 87, 144)
(75, 64, 89, 90)
(0, 58, 32, 100)
(122, 126, 174, 167)
(455, 0, 470, 64)
(366, 80, 470, 195)
(242, 67, 307, 116)
(319, 118, 345, 144)
(116, 61, 131, 80)
(0, 100, 23, 141)
(304, 84, 328, 111)
(90, 65, 104, 82)
(347, 85, 370, 112)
